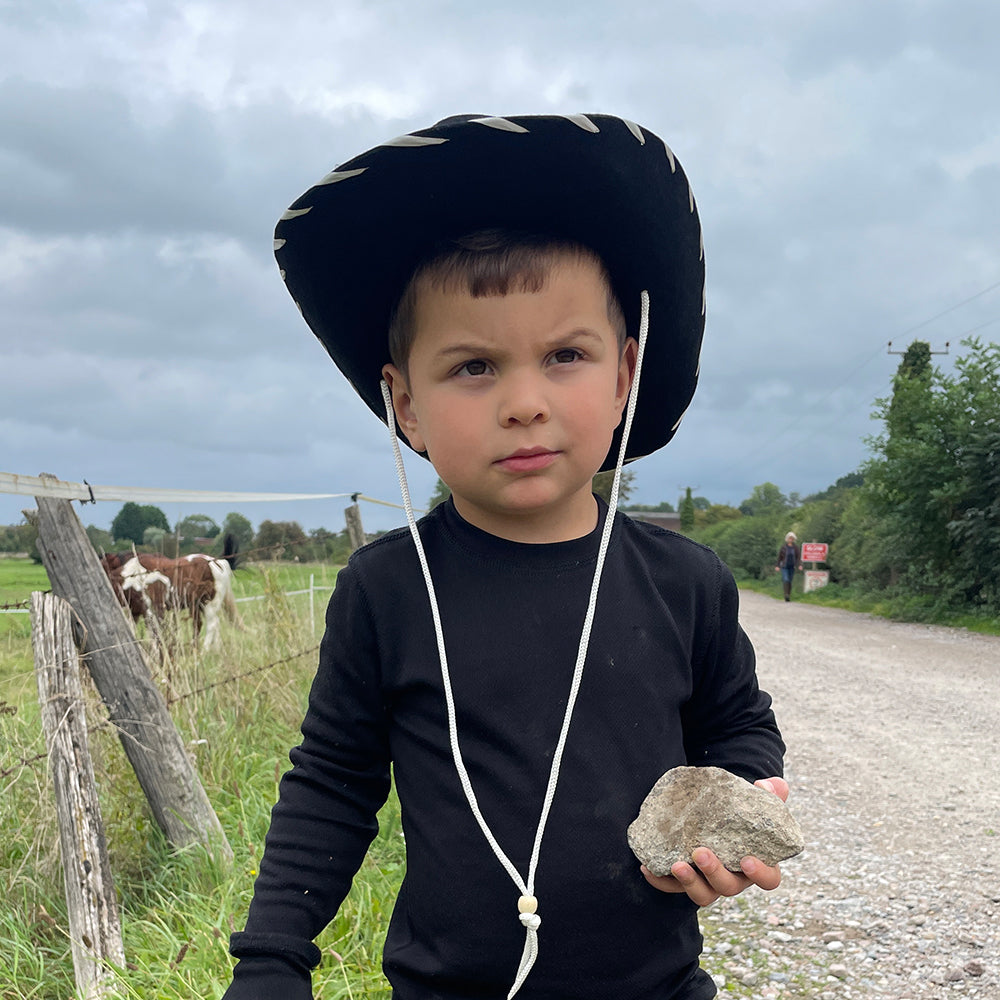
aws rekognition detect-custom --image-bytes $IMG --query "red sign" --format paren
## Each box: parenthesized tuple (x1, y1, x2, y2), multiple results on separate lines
(801, 542, 828, 563)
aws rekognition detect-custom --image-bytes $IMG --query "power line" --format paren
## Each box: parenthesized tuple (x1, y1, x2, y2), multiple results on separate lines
(736, 282, 1000, 469)
(890, 278, 1000, 340)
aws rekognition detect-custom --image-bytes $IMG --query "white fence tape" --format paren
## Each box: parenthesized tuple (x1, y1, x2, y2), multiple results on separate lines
(0, 471, 408, 511)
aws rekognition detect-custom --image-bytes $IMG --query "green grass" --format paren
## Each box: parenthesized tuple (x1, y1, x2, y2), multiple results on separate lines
(0, 558, 410, 999)
(0, 558, 50, 602)
(0, 559, 48, 645)
(735, 573, 1000, 634)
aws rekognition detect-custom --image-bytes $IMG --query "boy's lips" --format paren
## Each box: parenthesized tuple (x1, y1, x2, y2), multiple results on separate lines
(495, 448, 560, 473)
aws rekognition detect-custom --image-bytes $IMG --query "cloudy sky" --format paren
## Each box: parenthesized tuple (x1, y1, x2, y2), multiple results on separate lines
(2, 0, 998, 537)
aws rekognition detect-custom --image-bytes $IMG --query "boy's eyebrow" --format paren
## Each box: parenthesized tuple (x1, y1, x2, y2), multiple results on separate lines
(431, 327, 607, 359)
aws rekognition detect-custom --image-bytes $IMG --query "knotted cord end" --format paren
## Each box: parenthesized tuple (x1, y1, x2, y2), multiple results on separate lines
(517, 895, 540, 930)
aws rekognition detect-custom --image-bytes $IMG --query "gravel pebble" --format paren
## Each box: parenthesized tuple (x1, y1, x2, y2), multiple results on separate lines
(696, 593, 1000, 998)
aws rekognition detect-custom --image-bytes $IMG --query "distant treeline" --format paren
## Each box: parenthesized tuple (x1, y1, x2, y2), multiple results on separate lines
(685, 338, 1000, 623)
(1, 505, 359, 566)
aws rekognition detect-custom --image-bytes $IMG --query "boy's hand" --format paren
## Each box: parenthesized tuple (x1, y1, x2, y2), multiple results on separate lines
(639, 777, 789, 906)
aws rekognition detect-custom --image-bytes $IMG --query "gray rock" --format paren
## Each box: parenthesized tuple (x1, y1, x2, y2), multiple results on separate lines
(627, 765, 805, 875)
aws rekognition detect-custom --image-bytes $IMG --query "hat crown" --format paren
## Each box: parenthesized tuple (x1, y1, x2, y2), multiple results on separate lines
(274, 113, 706, 468)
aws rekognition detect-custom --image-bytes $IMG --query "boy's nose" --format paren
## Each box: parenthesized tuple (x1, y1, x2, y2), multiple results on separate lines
(499, 373, 550, 427)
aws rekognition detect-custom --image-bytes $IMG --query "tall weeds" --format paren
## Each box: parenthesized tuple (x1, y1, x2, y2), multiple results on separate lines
(0, 562, 401, 999)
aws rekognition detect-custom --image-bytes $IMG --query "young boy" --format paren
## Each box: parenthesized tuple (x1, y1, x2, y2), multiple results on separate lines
(224, 114, 786, 1000)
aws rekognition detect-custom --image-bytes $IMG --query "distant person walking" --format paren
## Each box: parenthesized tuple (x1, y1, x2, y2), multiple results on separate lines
(776, 532, 801, 602)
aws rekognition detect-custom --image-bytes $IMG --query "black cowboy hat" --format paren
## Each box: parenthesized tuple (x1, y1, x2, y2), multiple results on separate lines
(273, 113, 705, 470)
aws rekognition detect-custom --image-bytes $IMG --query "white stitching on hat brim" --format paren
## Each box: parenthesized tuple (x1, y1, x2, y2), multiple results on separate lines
(280, 206, 313, 221)
(381, 135, 449, 147)
(623, 119, 645, 144)
(563, 114, 599, 132)
(471, 116, 529, 132)
(316, 167, 368, 185)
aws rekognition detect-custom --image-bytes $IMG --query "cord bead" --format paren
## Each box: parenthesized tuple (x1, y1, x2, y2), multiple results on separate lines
(517, 895, 538, 915)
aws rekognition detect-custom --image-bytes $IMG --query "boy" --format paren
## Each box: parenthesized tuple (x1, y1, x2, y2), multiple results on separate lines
(225, 114, 786, 1000)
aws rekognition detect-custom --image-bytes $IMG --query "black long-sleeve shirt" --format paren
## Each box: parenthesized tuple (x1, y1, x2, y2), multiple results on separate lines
(225, 499, 784, 1000)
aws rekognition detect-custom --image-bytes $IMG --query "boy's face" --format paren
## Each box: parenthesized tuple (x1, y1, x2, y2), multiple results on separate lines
(383, 258, 636, 543)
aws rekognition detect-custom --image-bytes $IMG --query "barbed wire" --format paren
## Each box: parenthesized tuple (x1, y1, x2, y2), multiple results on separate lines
(164, 643, 320, 704)
(0, 642, 320, 781)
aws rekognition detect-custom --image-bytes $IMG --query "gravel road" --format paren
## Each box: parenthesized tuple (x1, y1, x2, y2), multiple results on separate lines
(698, 591, 1000, 999)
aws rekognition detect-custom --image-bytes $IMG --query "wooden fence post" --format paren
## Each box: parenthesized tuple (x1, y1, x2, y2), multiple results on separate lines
(345, 497, 366, 553)
(32, 592, 126, 1000)
(30, 476, 231, 859)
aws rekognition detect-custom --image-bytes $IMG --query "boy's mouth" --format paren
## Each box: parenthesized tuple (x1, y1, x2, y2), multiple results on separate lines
(495, 448, 560, 473)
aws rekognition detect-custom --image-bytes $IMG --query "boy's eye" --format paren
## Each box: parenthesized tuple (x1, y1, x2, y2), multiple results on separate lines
(550, 348, 583, 365)
(456, 359, 491, 377)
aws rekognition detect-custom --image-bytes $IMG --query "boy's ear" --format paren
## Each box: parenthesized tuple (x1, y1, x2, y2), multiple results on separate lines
(615, 337, 639, 416)
(382, 364, 427, 453)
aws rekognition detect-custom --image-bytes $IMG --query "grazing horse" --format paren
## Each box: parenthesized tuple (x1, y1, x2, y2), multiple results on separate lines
(183, 536, 242, 650)
(100, 535, 241, 652)
(100, 551, 172, 629)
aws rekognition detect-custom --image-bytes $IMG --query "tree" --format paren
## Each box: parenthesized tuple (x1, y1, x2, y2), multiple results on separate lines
(623, 500, 675, 513)
(738, 482, 789, 518)
(0, 520, 40, 561)
(896, 339, 932, 381)
(176, 513, 220, 541)
(803, 472, 864, 504)
(679, 487, 695, 533)
(84, 524, 114, 555)
(859, 338, 1000, 613)
(701, 504, 742, 526)
(428, 478, 452, 510)
(309, 526, 352, 564)
(592, 469, 636, 505)
(255, 520, 309, 560)
(0, 520, 37, 554)
(111, 502, 169, 545)
(713, 518, 782, 580)
(143, 526, 168, 550)
(221, 512, 254, 555)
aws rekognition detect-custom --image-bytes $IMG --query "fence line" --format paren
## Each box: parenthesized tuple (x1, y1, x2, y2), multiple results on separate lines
(0, 470, 411, 511)
(3, 580, 335, 616)
(1, 638, 323, 781)
(165, 643, 321, 705)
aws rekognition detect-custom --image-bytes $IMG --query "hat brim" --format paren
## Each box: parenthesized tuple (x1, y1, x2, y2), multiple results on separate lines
(274, 114, 705, 471)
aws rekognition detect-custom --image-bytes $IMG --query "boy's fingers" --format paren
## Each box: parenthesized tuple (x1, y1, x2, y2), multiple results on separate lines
(691, 848, 750, 898)
(641, 846, 783, 903)
(669, 857, 722, 907)
(639, 864, 686, 893)
(741, 856, 783, 891)
(755, 776, 789, 802)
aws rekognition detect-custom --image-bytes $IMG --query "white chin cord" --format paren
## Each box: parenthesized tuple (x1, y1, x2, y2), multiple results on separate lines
(379, 291, 649, 997)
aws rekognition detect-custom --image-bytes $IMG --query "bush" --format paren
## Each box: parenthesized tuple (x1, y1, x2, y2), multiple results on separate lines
(698, 517, 781, 581)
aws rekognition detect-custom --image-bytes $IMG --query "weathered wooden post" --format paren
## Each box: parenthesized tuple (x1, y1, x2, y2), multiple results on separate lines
(345, 494, 366, 553)
(32, 591, 125, 999)
(30, 475, 231, 859)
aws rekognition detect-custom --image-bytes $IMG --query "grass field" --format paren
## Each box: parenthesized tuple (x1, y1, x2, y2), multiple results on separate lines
(0, 557, 406, 999)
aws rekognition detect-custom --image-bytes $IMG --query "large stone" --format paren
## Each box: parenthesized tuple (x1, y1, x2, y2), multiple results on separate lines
(627, 766, 805, 875)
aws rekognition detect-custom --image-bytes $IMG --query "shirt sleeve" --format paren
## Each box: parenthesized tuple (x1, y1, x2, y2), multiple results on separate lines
(681, 558, 785, 782)
(223, 564, 392, 999)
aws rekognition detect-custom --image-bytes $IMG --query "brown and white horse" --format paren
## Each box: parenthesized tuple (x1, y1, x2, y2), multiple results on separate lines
(100, 536, 241, 651)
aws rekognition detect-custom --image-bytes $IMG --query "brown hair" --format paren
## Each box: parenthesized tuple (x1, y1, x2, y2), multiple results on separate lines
(387, 229, 628, 373)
